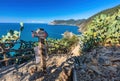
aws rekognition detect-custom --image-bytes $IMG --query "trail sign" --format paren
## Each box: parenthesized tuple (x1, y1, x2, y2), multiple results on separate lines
(32, 28, 48, 72)
(32, 28, 48, 39)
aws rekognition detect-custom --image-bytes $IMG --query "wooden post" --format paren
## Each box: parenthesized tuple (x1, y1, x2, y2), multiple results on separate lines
(38, 38, 46, 71)
(0, 44, 8, 66)
(32, 28, 48, 72)
(3, 52, 8, 66)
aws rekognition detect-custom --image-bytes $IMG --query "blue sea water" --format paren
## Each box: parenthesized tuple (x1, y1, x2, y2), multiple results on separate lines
(0, 23, 80, 41)
(0, 23, 80, 56)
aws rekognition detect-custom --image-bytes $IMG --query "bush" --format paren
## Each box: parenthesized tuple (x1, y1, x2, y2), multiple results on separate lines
(47, 35, 79, 54)
(80, 9, 120, 52)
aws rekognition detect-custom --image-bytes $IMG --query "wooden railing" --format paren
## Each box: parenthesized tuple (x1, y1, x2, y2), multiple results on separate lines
(0, 41, 35, 67)
(0, 54, 34, 63)
(0, 40, 70, 67)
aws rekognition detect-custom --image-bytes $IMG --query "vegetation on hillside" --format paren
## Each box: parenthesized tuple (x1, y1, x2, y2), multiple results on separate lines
(80, 9, 120, 51)
(79, 5, 120, 32)
(48, 36, 79, 54)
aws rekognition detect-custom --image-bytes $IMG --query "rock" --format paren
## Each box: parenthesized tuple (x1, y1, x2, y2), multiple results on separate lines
(75, 46, 120, 81)
(105, 50, 113, 55)
(85, 55, 93, 63)
(80, 64, 87, 70)
(113, 51, 120, 55)
(111, 58, 120, 62)
(88, 65, 103, 75)
(91, 58, 98, 65)
(108, 66, 117, 72)
(80, 69, 86, 74)
(98, 56, 111, 66)
(51, 69, 56, 73)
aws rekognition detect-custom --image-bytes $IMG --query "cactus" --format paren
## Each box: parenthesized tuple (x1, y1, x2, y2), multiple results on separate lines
(0, 22, 24, 43)
(80, 9, 120, 51)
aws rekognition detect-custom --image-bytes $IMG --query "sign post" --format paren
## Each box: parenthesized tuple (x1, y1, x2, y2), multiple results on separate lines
(32, 28, 48, 72)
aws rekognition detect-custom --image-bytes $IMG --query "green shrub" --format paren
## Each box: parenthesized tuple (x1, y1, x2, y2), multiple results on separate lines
(80, 9, 120, 51)
(47, 35, 79, 54)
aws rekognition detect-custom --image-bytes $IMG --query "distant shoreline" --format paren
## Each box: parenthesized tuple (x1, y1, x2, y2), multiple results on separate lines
(48, 23, 78, 27)
(49, 19, 86, 27)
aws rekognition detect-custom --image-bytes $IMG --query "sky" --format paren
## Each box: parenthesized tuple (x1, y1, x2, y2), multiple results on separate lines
(0, 0, 120, 23)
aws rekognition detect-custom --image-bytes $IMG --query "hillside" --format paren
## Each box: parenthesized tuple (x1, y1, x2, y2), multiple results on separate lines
(50, 19, 86, 26)
(79, 5, 120, 32)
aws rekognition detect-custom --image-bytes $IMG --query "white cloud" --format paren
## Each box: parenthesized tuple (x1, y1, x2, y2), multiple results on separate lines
(31, 20, 45, 23)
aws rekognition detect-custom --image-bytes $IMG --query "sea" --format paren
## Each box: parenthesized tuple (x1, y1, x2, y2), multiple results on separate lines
(0, 23, 80, 41)
(0, 23, 80, 56)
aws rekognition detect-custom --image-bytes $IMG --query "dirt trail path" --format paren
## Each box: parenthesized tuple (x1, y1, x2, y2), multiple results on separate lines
(27, 54, 74, 81)
(0, 45, 80, 81)
(30, 45, 80, 81)
(71, 44, 80, 56)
